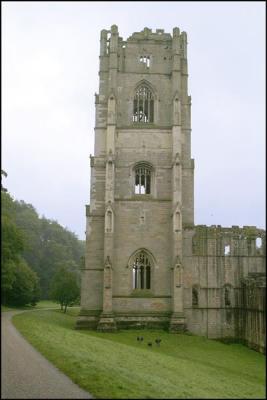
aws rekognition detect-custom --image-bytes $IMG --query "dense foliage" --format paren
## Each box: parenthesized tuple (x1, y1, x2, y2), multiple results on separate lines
(11, 198, 85, 298)
(1, 176, 85, 304)
(1, 189, 41, 305)
(4, 258, 41, 306)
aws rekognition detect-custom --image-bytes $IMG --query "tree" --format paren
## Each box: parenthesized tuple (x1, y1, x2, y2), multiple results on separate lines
(1, 192, 26, 303)
(49, 266, 80, 313)
(1, 191, 41, 306)
(2, 189, 85, 300)
(13, 208, 85, 298)
(4, 258, 41, 306)
(1, 169, 8, 192)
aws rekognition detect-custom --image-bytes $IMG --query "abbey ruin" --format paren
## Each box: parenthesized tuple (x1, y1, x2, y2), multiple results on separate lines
(76, 26, 266, 354)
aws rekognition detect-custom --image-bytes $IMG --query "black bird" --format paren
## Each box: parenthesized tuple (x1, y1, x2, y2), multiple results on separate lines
(147, 342, 152, 347)
(155, 338, 161, 346)
(140, 336, 144, 342)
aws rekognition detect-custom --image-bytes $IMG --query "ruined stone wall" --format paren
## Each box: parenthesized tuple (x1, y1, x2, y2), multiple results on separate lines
(239, 273, 266, 353)
(183, 225, 266, 352)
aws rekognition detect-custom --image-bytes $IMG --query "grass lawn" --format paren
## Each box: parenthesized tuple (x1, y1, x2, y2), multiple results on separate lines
(1, 300, 60, 312)
(13, 309, 266, 399)
(34, 300, 65, 309)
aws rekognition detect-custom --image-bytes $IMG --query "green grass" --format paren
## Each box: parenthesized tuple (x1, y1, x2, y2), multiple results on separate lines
(1, 304, 37, 312)
(34, 300, 64, 309)
(1, 300, 58, 312)
(1, 300, 77, 312)
(13, 310, 266, 399)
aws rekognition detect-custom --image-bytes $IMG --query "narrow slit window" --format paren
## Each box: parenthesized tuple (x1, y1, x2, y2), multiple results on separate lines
(192, 287, 199, 306)
(133, 265, 138, 289)
(140, 266, 145, 289)
(224, 245, 230, 255)
(106, 210, 112, 232)
(224, 287, 231, 307)
(175, 212, 180, 231)
(256, 238, 262, 248)
(106, 33, 111, 55)
(133, 85, 154, 123)
(146, 266, 151, 289)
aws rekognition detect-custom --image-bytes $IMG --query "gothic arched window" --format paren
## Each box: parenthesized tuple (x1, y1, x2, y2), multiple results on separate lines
(132, 251, 151, 290)
(133, 85, 154, 123)
(134, 163, 151, 194)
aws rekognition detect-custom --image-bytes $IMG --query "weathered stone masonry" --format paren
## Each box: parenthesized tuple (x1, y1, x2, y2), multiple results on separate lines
(76, 26, 266, 353)
(183, 225, 265, 353)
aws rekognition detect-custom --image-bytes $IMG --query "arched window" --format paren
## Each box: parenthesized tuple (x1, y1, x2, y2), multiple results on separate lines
(134, 163, 151, 194)
(132, 250, 151, 290)
(192, 287, 199, 307)
(133, 85, 154, 123)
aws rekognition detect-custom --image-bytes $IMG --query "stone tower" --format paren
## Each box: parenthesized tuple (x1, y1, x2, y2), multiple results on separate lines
(77, 25, 194, 331)
(76, 25, 266, 353)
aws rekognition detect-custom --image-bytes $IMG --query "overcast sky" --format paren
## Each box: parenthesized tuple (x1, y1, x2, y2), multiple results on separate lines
(2, 1, 265, 240)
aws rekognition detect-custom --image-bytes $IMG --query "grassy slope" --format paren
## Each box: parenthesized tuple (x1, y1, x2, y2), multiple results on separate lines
(13, 310, 265, 399)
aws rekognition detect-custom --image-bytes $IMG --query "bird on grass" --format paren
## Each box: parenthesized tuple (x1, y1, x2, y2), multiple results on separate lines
(137, 336, 144, 342)
(147, 342, 152, 347)
(155, 338, 161, 346)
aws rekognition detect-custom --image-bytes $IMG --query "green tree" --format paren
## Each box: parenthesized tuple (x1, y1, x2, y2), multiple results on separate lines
(2, 189, 85, 300)
(13, 209, 84, 298)
(49, 265, 80, 313)
(1, 169, 8, 192)
(1, 191, 26, 303)
(4, 258, 41, 306)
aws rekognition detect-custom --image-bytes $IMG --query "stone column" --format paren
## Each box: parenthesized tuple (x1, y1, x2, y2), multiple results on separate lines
(169, 151, 185, 332)
(99, 29, 109, 99)
(97, 87, 117, 331)
(169, 256, 185, 332)
(108, 25, 118, 93)
(169, 28, 185, 331)
(97, 257, 117, 331)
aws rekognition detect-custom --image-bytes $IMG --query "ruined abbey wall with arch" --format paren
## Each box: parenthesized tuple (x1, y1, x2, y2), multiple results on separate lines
(76, 26, 265, 354)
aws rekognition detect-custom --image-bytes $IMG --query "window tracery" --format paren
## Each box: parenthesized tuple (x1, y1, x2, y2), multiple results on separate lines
(132, 251, 151, 290)
(134, 164, 151, 194)
(133, 85, 154, 123)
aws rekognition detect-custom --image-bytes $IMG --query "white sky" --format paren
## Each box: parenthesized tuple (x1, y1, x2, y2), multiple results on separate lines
(2, 1, 265, 239)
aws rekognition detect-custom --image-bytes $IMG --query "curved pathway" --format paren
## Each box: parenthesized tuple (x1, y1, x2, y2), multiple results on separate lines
(1, 310, 93, 399)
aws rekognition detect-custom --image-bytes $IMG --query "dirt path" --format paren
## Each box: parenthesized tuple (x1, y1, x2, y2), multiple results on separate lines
(1, 310, 93, 399)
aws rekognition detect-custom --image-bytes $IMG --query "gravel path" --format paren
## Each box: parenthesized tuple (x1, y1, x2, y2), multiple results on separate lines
(1, 310, 93, 399)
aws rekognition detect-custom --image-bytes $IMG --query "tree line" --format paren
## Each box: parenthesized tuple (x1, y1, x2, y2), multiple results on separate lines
(1, 171, 85, 309)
